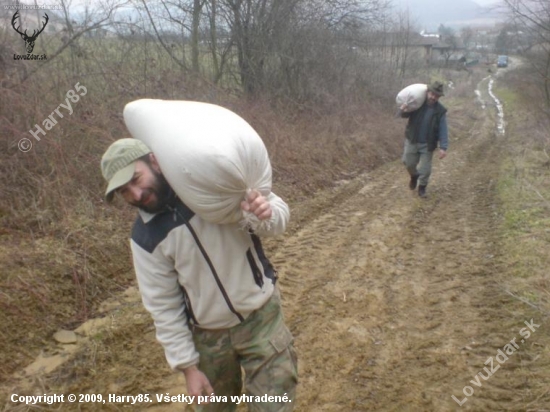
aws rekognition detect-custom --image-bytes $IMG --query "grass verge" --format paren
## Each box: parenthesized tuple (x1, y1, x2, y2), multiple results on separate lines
(494, 71, 550, 315)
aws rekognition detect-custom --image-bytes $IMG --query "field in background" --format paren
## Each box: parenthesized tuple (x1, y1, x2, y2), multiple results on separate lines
(2, 4, 550, 407)
(494, 70, 550, 316)
(1, 24, 418, 383)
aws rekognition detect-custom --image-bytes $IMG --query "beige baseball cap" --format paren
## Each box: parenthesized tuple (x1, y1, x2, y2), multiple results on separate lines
(100, 138, 151, 201)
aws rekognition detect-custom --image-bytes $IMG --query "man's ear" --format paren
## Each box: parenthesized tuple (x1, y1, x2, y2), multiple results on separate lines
(149, 153, 162, 173)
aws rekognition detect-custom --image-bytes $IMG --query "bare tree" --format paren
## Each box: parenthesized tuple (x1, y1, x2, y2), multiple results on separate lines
(137, 0, 189, 71)
(438, 24, 459, 67)
(215, 0, 391, 98)
(5, 0, 128, 87)
(503, 0, 550, 106)
(461, 26, 475, 50)
(394, 10, 416, 77)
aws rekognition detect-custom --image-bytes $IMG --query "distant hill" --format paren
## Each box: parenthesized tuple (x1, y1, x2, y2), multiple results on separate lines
(393, 0, 502, 31)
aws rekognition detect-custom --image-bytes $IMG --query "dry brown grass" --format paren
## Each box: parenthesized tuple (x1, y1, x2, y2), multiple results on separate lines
(4, 58, 547, 409)
(493, 67, 550, 315)
(0, 49, 407, 387)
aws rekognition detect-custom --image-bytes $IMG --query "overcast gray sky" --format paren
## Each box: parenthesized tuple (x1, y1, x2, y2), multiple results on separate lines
(475, 0, 500, 6)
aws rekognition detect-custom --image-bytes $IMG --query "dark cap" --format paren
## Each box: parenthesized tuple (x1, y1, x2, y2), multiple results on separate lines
(428, 81, 445, 96)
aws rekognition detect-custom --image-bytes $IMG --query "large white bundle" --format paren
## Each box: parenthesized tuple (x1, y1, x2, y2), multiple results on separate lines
(123, 99, 272, 229)
(396, 83, 427, 112)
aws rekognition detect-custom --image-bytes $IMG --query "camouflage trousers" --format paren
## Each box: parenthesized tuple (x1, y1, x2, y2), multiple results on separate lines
(192, 290, 298, 412)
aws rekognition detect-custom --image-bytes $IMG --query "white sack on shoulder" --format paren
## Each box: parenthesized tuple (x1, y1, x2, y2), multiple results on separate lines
(123, 99, 272, 230)
(396, 83, 427, 112)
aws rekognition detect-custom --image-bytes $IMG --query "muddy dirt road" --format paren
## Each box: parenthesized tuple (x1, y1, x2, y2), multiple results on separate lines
(148, 74, 550, 411)
(266, 75, 549, 411)
(4, 73, 549, 412)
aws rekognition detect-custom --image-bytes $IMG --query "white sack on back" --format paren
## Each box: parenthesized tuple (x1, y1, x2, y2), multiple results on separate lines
(123, 99, 272, 230)
(396, 83, 427, 112)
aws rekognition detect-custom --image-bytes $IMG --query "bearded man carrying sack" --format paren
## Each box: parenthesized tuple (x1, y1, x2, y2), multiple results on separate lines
(100, 101, 297, 412)
(398, 81, 449, 198)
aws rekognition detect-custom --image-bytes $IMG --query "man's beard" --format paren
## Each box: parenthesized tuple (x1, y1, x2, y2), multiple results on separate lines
(130, 168, 174, 214)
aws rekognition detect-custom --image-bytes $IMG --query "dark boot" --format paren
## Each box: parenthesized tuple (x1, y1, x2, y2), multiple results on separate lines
(418, 185, 427, 198)
(409, 174, 419, 190)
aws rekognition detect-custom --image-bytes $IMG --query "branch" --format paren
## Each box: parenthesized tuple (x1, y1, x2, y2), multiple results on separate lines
(503, 0, 550, 35)
(160, 0, 193, 32)
(140, 0, 189, 70)
(8, 16, 114, 87)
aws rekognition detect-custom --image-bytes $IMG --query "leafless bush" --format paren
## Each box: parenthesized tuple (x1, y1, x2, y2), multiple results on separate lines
(0, 0, 410, 380)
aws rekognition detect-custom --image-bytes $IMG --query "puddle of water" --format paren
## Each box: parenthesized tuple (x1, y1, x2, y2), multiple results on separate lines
(474, 90, 486, 109)
(488, 78, 505, 135)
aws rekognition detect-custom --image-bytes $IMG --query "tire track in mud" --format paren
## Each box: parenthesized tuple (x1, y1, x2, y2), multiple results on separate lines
(270, 80, 549, 411)
(5, 74, 549, 412)
(272, 163, 411, 411)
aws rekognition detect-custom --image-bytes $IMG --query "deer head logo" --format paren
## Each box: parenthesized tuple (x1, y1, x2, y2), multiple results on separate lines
(11, 11, 49, 54)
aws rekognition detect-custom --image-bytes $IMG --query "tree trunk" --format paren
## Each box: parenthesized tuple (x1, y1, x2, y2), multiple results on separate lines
(191, 0, 202, 73)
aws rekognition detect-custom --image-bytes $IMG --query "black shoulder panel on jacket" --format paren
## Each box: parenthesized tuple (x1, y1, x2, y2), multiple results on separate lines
(131, 199, 195, 253)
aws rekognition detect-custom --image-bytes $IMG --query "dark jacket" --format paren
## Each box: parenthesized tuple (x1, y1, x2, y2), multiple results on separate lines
(401, 102, 448, 152)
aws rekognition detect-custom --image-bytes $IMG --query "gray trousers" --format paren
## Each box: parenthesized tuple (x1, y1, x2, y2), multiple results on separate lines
(402, 140, 434, 187)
